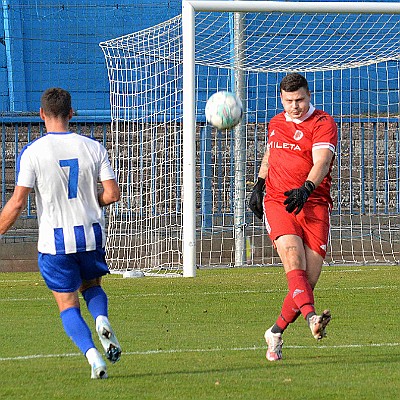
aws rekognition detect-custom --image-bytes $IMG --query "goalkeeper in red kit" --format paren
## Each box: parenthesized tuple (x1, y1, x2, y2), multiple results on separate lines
(249, 72, 338, 361)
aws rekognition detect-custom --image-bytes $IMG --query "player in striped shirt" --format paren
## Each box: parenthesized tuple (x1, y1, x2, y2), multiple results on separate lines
(249, 73, 338, 361)
(0, 88, 121, 378)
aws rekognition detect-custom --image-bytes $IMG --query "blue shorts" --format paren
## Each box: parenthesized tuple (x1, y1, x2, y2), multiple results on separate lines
(38, 249, 110, 293)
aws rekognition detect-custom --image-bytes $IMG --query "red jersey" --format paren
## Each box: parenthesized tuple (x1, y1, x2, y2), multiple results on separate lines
(265, 105, 338, 207)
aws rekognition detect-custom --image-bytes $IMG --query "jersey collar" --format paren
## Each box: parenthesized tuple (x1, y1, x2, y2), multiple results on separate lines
(284, 104, 315, 124)
(46, 131, 74, 135)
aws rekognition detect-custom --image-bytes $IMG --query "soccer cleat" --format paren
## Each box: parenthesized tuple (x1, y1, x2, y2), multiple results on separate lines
(90, 353, 108, 379)
(264, 327, 283, 361)
(96, 317, 122, 364)
(309, 309, 331, 340)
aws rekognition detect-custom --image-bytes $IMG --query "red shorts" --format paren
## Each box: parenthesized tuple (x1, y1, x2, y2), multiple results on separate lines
(264, 199, 331, 258)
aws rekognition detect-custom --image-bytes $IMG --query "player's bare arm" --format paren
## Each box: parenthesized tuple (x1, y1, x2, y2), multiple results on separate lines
(98, 179, 120, 207)
(307, 147, 335, 187)
(0, 186, 31, 234)
(258, 147, 270, 180)
(284, 147, 334, 214)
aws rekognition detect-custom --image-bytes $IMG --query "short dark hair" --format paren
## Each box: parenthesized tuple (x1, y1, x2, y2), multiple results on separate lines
(280, 73, 309, 93)
(40, 87, 72, 119)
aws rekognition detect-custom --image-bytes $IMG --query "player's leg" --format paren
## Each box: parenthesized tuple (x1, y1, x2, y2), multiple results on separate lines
(80, 277, 108, 320)
(266, 249, 325, 350)
(263, 235, 310, 361)
(264, 291, 301, 360)
(275, 233, 332, 343)
(263, 202, 311, 360)
(274, 295, 301, 333)
(304, 246, 331, 340)
(300, 202, 332, 340)
(264, 236, 330, 361)
(81, 278, 121, 364)
(275, 234, 317, 318)
(52, 290, 107, 379)
(38, 253, 107, 379)
(79, 249, 121, 363)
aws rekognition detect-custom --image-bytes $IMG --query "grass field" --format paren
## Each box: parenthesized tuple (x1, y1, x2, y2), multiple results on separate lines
(1, 265, 399, 399)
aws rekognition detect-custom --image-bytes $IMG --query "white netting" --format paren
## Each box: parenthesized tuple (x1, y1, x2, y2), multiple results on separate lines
(194, 13, 400, 71)
(100, 9, 400, 274)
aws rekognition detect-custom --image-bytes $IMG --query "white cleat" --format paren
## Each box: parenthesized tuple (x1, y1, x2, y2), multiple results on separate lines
(90, 351, 108, 379)
(96, 316, 122, 364)
(309, 310, 331, 340)
(264, 327, 283, 361)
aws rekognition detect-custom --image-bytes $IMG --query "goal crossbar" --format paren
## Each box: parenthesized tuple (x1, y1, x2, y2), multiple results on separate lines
(185, 1, 400, 14)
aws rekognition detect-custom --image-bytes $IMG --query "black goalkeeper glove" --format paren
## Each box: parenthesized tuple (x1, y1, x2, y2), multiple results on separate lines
(283, 180, 315, 215)
(249, 177, 265, 220)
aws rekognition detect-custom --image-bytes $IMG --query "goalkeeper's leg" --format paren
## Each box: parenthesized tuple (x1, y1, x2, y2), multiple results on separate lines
(264, 293, 300, 361)
(272, 293, 301, 333)
(275, 236, 332, 339)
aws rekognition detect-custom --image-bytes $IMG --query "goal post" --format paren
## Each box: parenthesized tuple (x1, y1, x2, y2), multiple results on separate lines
(182, 0, 400, 276)
(100, 1, 400, 277)
(182, 2, 197, 277)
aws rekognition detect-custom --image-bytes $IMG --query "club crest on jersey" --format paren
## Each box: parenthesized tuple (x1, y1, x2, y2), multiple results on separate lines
(293, 130, 304, 141)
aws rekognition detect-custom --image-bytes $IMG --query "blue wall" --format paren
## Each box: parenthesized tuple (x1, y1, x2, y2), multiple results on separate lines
(0, 0, 181, 119)
(1, 0, 399, 120)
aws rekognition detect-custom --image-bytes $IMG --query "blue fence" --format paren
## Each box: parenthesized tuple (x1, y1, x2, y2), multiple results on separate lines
(1, 119, 110, 212)
(2, 117, 400, 220)
(199, 118, 400, 228)
(1, 1, 400, 224)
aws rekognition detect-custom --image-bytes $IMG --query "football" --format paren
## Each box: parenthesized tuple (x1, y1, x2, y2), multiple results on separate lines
(205, 91, 243, 130)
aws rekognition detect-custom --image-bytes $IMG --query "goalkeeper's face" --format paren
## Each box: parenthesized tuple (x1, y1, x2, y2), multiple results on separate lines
(280, 87, 311, 120)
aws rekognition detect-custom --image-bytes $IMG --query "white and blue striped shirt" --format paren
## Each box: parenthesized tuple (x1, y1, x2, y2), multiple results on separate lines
(16, 132, 116, 255)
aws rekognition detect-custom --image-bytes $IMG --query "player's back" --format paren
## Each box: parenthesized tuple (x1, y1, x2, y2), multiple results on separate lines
(17, 132, 111, 254)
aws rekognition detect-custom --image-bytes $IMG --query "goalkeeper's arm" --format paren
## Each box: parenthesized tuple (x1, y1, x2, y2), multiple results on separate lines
(248, 149, 269, 220)
(284, 148, 334, 214)
(249, 177, 265, 220)
(284, 180, 315, 214)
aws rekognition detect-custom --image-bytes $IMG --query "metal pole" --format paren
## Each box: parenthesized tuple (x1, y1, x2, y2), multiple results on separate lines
(182, 1, 197, 277)
(188, 1, 400, 14)
(232, 10, 247, 267)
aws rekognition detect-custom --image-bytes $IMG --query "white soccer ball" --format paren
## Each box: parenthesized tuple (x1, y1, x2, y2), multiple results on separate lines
(205, 91, 243, 130)
(123, 270, 145, 278)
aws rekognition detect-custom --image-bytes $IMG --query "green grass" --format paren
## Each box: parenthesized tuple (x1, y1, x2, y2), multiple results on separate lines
(1, 265, 399, 399)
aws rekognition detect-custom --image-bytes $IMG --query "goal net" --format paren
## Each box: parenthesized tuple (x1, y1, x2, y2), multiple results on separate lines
(100, 1, 400, 276)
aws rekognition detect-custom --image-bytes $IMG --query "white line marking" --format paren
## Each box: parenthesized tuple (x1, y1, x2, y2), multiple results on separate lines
(1, 342, 399, 362)
(0, 265, 394, 285)
(0, 284, 397, 302)
(0, 297, 50, 302)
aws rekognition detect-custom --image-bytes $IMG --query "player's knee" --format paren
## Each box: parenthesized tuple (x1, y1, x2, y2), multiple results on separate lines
(80, 278, 102, 293)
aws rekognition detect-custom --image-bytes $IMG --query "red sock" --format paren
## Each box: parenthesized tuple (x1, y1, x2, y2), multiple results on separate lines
(275, 293, 301, 331)
(286, 269, 315, 318)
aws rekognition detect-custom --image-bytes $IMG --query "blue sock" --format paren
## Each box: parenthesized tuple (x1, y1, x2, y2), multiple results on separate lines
(82, 285, 108, 321)
(60, 307, 95, 355)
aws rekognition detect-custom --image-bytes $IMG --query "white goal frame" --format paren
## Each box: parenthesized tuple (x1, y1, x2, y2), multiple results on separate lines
(182, 1, 400, 277)
(100, 1, 400, 277)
